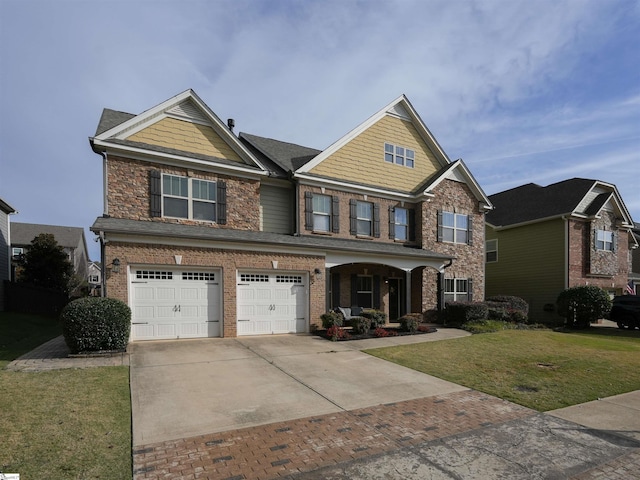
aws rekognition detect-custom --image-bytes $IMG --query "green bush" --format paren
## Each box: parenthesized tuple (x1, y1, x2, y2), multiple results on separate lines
(351, 316, 372, 334)
(556, 286, 612, 328)
(399, 314, 421, 333)
(361, 310, 387, 328)
(445, 302, 488, 326)
(60, 297, 131, 353)
(486, 295, 529, 315)
(487, 306, 510, 322)
(321, 311, 343, 329)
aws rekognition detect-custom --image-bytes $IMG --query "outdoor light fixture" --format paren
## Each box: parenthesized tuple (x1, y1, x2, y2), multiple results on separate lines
(314, 268, 322, 279)
(112, 258, 121, 274)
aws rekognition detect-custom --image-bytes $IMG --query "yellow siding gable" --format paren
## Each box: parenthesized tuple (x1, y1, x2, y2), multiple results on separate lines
(309, 115, 443, 192)
(126, 117, 243, 162)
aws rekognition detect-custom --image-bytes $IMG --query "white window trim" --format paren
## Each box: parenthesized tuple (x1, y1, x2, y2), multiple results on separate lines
(384, 142, 415, 168)
(595, 229, 614, 251)
(486, 239, 498, 263)
(394, 207, 409, 241)
(162, 173, 217, 222)
(444, 278, 469, 302)
(442, 211, 469, 244)
(312, 194, 331, 232)
(356, 200, 373, 236)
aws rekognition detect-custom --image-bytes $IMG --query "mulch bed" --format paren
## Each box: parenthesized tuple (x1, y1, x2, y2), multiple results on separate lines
(314, 325, 438, 341)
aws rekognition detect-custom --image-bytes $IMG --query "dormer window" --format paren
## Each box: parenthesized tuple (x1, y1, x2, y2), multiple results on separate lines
(384, 143, 415, 168)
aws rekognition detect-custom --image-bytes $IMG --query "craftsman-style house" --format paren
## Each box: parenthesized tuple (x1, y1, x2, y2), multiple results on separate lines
(485, 179, 637, 323)
(90, 89, 491, 340)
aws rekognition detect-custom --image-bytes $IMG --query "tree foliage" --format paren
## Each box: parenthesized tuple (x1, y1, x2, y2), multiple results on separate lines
(556, 286, 612, 328)
(18, 233, 74, 293)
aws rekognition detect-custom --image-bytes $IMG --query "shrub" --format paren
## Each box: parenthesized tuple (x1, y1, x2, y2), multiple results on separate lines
(399, 314, 421, 333)
(326, 325, 350, 341)
(361, 310, 387, 328)
(351, 316, 372, 334)
(374, 327, 398, 337)
(321, 311, 343, 329)
(462, 319, 509, 334)
(509, 310, 528, 324)
(60, 297, 131, 353)
(556, 286, 612, 328)
(445, 302, 488, 326)
(486, 295, 529, 316)
(487, 306, 510, 322)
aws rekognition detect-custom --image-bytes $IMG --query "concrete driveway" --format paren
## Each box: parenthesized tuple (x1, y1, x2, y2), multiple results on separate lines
(130, 331, 469, 446)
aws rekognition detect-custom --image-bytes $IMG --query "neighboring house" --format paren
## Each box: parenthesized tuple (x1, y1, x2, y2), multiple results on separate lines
(629, 222, 640, 292)
(89, 89, 492, 341)
(485, 179, 637, 323)
(88, 261, 102, 295)
(11, 222, 90, 284)
(0, 197, 17, 311)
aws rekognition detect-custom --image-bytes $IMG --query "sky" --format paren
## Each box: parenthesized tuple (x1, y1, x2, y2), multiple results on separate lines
(1, 0, 639, 261)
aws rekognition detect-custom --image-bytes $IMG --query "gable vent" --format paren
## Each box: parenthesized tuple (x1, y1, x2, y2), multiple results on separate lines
(167, 100, 208, 123)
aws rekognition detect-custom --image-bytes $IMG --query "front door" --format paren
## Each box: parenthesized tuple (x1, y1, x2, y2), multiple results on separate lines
(388, 278, 405, 321)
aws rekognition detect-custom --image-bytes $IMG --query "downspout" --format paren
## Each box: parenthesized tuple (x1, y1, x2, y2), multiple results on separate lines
(437, 259, 454, 312)
(562, 215, 569, 289)
(90, 138, 109, 296)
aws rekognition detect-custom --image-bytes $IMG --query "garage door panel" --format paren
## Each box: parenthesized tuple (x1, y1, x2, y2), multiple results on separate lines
(157, 288, 176, 300)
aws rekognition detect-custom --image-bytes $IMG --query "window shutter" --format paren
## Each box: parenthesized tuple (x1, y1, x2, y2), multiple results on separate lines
(467, 216, 473, 245)
(349, 199, 357, 235)
(437, 210, 443, 242)
(373, 203, 380, 238)
(332, 196, 340, 233)
(304, 191, 313, 230)
(389, 206, 395, 239)
(593, 229, 598, 250)
(149, 170, 162, 218)
(373, 275, 381, 309)
(217, 181, 227, 225)
(467, 278, 474, 302)
(351, 274, 357, 306)
(408, 209, 416, 242)
(612, 231, 617, 252)
(437, 272, 445, 310)
(332, 273, 341, 308)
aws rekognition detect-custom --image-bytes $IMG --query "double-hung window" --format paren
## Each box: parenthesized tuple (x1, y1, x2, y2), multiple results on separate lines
(595, 229, 614, 251)
(394, 207, 408, 241)
(312, 194, 332, 232)
(356, 275, 373, 308)
(384, 143, 415, 168)
(356, 201, 373, 236)
(486, 239, 498, 263)
(438, 211, 472, 244)
(162, 174, 216, 222)
(444, 278, 471, 303)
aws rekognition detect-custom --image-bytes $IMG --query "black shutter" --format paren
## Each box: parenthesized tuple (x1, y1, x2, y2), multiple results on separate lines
(373, 203, 380, 238)
(331, 273, 340, 308)
(217, 181, 227, 224)
(467, 216, 473, 245)
(408, 208, 416, 242)
(304, 191, 313, 230)
(437, 272, 445, 311)
(389, 206, 395, 239)
(437, 210, 443, 242)
(349, 199, 357, 235)
(351, 274, 358, 306)
(612, 231, 617, 252)
(467, 278, 474, 302)
(332, 196, 340, 233)
(149, 170, 162, 218)
(373, 275, 380, 309)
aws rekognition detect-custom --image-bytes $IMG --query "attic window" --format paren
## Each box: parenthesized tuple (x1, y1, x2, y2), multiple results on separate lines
(384, 143, 415, 168)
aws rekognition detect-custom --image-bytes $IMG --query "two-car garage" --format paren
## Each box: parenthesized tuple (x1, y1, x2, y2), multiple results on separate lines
(129, 267, 309, 341)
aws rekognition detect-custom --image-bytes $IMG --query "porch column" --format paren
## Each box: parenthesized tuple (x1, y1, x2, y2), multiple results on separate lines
(405, 270, 412, 314)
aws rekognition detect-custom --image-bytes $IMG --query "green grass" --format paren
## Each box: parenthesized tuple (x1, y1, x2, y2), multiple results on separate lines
(365, 328, 640, 411)
(0, 312, 62, 368)
(0, 312, 132, 478)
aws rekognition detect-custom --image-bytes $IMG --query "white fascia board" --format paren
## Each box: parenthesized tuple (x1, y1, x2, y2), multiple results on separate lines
(297, 95, 450, 174)
(423, 160, 493, 209)
(92, 139, 267, 179)
(104, 232, 324, 257)
(293, 172, 432, 201)
(324, 251, 449, 272)
(94, 89, 269, 173)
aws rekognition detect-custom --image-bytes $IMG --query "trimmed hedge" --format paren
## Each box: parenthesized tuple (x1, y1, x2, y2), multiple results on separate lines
(556, 285, 612, 328)
(399, 313, 421, 333)
(351, 316, 372, 334)
(445, 302, 488, 326)
(60, 297, 131, 353)
(320, 311, 343, 329)
(361, 310, 387, 328)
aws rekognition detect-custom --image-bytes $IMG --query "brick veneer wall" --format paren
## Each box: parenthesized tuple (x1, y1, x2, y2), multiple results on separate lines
(107, 155, 261, 230)
(568, 216, 629, 292)
(104, 242, 325, 337)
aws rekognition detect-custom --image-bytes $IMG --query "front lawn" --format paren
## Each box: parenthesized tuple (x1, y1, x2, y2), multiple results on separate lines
(0, 312, 132, 479)
(365, 328, 640, 411)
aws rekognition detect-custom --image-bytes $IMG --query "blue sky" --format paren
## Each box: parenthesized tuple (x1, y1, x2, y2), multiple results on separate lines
(1, 0, 639, 261)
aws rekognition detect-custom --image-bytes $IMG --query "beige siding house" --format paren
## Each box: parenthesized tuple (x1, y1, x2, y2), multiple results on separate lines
(89, 89, 492, 341)
(485, 179, 637, 323)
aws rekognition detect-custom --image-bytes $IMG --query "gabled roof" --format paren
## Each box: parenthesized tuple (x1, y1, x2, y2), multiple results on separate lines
(0, 197, 16, 214)
(90, 89, 269, 175)
(239, 133, 321, 177)
(487, 178, 634, 228)
(11, 222, 86, 248)
(296, 94, 451, 174)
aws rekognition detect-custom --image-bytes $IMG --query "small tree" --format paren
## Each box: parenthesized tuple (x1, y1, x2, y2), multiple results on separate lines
(556, 286, 612, 328)
(18, 233, 74, 293)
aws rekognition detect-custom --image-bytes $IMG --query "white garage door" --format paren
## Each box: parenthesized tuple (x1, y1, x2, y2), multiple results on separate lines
(130, 268, 222, 341)
(236, 272, 308, 335)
